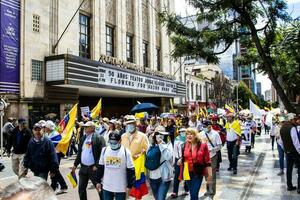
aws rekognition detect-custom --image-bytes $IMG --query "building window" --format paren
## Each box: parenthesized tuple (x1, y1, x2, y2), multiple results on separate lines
(142, 42, 148, 68)
(191, 83, 194, 100)
(79, 14, 90, 58)
(106, 25, 114, 57)
(31, 60, 43, 81)
(156, 48, 161, 71)
(126, 34, 133, 62)
(33, 14, 40, 32)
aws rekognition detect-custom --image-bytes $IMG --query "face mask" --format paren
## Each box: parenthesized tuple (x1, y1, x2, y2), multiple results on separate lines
(203, 128, 208, 133)
(109, 143, 121, 150)
(156, 134, 164, 142)
(126, 124, 135, 133)
(180, 132, 186, 137)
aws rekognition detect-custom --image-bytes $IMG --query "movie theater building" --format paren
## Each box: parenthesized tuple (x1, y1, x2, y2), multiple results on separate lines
(0, 0, 185, 123)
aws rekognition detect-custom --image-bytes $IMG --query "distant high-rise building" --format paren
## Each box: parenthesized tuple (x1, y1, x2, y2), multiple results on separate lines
(256, 82, 262, 97)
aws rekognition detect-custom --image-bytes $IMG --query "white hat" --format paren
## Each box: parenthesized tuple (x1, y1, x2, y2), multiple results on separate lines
(82, 121, 95, 127)
(124, 115, 136, 124)
(179, 128, 187, 132)
(279, 116, 286, 122)
(45, 120, 56, 130)
(109, 119, 117, 124)
(287, 113, 296, 121)
(38, 120, 46, 127)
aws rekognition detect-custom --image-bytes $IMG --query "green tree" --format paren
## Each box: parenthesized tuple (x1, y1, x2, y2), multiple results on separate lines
(233, 81, 259, 109)
(160, 0, 296, 112)
(237, 21, 300, 102)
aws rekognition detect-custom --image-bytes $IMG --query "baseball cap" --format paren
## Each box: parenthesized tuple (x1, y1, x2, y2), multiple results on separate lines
(108, 132, 121, 144)
(124, 115, 136, 124)
(202, 120, 212, 126)
(33, 123, 42, 129)
(18, 118, 26, 124)
(82, 121, 95, 127)
(102, 117, 109, 123)
(287, 113, 296, 121)
(109, 119, 117, 124)
(179, 128, 187, 132)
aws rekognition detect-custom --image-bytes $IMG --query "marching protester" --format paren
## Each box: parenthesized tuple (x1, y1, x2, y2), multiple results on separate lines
(166, 119, 176, 145)
(121, 115, 149, 199)
(211, 115, 226, 172)
(178, 128, 212, 200)
(146, 131, 173, 200)
(225, 113, 241, 174)
(96, 131, 135, 200)
(170, 128, 189, 198)
(6, 118, 32, 179)
(275, 117, 285, 175)
(2, 117, 14, 155)
(72, 121, 106, 200)
(199, 121, 222, 199)
(146, 116, 157, 136)
(23, 123, 58, 180)
(280, 113, 299, 192)
(287, 115, 300, 193)
(103, 119, 117, 144)
(43, 120, 68, 193)
(188, 114, 203, 131)
(241, 114, 256, 153)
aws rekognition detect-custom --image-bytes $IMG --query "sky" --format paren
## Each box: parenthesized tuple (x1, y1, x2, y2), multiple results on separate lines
(174, 0, 300, 95)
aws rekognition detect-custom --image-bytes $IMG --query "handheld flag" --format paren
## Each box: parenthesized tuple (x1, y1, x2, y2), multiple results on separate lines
(249, 99, 262, 117)
(170, 98, 174, 114)
(66, 171, 78, 188)
(225, 104, 235, 114)
(56, 103, 78, 155)
(90, 98, 102, 119)
(130, 154, 148, 199)
(225, 120, 242, 136)
(183, 162, 191, 180)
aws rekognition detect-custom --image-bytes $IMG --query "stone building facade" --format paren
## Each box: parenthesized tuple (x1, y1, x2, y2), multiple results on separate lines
(1, 0, 185, 124)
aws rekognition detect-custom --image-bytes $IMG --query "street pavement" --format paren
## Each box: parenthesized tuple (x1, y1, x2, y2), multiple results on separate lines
(0, 133, 299, 200)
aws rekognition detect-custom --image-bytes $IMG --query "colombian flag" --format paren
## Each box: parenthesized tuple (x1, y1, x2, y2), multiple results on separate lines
(90, 98, 102, 119)
(56, 103, 78, 155)
(66, 171, 78, 188)
(130, 154, 148, 199)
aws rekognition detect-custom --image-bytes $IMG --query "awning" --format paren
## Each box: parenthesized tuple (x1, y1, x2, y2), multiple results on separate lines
(45, 54, 186, 98)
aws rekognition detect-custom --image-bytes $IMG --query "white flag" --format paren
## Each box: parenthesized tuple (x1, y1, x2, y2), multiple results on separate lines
(249, 99, 262, 117)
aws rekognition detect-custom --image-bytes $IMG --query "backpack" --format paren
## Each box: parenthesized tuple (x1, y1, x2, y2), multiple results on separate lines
(145, 145, 165, 170)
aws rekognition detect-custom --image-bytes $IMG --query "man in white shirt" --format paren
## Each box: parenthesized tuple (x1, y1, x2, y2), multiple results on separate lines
(96, 132, 135, 200)
(72, 121, 106, 200)
(188, 113, 203, 131)
(225, 113, 241, 174)
(199, 121, 222, 198)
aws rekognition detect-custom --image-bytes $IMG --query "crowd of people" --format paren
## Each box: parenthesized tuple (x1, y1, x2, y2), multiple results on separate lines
(0, 110, 299, 200)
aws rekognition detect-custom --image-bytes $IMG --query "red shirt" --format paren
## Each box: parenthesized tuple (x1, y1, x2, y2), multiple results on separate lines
(212, 124, 226, 144)
(183, 142, 211, 175)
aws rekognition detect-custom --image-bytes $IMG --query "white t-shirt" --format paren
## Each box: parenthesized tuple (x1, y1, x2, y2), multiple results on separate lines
(199, 130, 222, 158)
(99, 146, 134, 193)
(81, 134, 95, 166)
(226, 127, 239, 142)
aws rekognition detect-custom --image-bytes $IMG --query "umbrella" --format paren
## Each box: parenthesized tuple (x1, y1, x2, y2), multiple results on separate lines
(160, 113, 175, 119)
(130, 103, 159, 114)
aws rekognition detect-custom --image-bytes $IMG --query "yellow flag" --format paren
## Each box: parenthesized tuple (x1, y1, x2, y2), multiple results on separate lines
(170, 98, 174, 114)
(56, 103, 78, 155)
(135, 112, 145, 119)
(183, 162, 191, 180)
(225, 120, 241, 136)
(90, 98, 102, 119)
(133, 154, 146, 180)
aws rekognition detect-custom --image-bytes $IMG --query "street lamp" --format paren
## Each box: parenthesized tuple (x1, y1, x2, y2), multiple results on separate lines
(0, 98, 8, 159)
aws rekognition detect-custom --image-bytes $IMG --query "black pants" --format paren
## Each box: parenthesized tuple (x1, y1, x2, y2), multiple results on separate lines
(227, 140, 240, 170)
(79, 165, 102, 200)
(286, 152, 300, 189)
(51, 153, 68, 190)
(68, 140, 78, 156)
(251, 133, 255, 147)
(270, 136, 275, 150)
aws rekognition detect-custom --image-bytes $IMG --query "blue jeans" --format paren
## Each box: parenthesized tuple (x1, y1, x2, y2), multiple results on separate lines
(277, 143, 284, 170)
(103, 190, 126, 200)
(149, 178, 171, 200)
(187, 173, 203, 200)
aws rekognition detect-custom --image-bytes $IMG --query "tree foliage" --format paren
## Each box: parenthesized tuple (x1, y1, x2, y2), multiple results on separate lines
(160, 0, 297, 112)
(233, 81, 260, 109)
